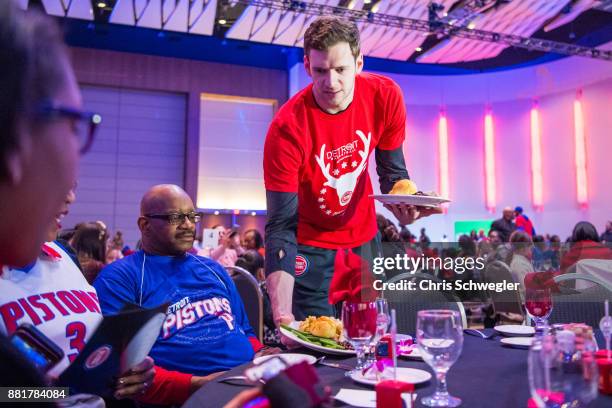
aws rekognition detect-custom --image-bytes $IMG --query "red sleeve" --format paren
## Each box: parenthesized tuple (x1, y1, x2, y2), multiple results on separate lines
(263, 120, 303, 193)
(137, 365, 193, 406)
(378, 80, 406, 151)
(249, 336, 264, 353)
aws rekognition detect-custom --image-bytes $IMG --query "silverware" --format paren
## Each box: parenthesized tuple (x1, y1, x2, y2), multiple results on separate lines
(464, 328, 497, 339)
(217, 376, 264, 386)
(318, 360, 353, 371)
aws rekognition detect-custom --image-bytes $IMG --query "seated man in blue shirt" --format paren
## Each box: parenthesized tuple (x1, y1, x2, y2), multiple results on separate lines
(94, 184, 273, 382)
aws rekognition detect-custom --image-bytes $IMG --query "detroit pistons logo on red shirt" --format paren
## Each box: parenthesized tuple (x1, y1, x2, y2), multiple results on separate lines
(314, 130, 371, 216)
(295, 255, 309, 277)
(84, 345, 112, 369)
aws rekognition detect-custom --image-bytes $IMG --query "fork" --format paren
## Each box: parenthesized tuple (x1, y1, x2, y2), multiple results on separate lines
(464, 328, 497, 339)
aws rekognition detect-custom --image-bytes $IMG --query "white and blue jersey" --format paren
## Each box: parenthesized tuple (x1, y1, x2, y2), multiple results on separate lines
(93, 251, 256, 376)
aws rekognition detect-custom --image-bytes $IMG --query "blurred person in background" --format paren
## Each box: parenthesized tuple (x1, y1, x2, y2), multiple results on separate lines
(561, 221, 612, 274)
(0, 0, 89, 388)
(242, 228, 265, 258)
(509, 230, 534, 301)
(601, 221, 612, 243)
(514, 206, 535, 237)
(210, 227, 245, 267)
(490, 207, 516, 242)
(105, 248, 124, 264)
(71, 222, 107, 284)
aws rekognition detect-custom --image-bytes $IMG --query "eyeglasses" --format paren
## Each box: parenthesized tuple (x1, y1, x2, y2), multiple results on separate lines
(144, 212, 203, 225)
(36, 103, 102, 154)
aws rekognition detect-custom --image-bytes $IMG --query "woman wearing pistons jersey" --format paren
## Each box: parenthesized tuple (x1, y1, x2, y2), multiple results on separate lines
(0, 188, 203, 406)
(263, 16, 441, 335)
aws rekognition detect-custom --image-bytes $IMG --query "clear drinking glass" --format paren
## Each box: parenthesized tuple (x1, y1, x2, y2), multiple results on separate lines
(342, 301, 377, 375)
(364, 298, 390, 365)
(416, 310, 464, 407)
(528, 334, 598, 407)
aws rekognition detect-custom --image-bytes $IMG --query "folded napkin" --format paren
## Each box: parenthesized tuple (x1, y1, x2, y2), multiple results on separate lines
(334, 389, 377, 408)
(463, 328, 497, 339)
(329, 249, 379, 304)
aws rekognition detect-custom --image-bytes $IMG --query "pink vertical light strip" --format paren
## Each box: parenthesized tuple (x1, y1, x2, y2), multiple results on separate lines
(438, 110, 450, 202)
(574, 91, 588, 207)
(530, 103, 543, 209)
(484, 110, 496, 212)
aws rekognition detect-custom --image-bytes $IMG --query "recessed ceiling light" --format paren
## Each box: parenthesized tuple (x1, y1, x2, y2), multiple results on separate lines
(97, 2, 107, 7)
(364, 0, 371, 4)
(218, 19, 227, 25)
(415, 47, 423, 52)
(467, 22, 476, 30)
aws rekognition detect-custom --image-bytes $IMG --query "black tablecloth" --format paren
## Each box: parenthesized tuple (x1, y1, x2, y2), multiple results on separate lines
(183, 334, 611, 408)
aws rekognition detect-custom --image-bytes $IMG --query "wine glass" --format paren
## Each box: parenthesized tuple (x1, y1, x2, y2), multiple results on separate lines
(341, 301, 377, 375)
(416, 310, 464, 407)
(364, 298, 390, 365)
(525, 286, 553, 336)
(528, 334, 598, 407)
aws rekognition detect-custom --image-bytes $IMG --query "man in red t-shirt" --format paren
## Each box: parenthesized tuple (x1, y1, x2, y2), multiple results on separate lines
(263, 16, 440, 331)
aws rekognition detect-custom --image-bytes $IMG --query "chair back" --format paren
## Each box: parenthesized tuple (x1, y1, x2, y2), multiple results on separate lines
(226, 266, 264, 342)
(482, 261, 525, 321)
(383, 272, 467, 335)
(550, 273, 612, 327)
(573, 259, 612, 290)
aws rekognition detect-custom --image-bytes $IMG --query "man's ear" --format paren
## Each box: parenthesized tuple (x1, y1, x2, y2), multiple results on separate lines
(137, 216, 148, 233)
(304, 54, 312, 78)
(355, 53, 364, 74)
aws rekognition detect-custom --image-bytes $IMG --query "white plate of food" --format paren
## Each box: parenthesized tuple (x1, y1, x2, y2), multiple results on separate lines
(279, 318, 355, 356)
(500, 337, 534, 349)
(253, 353, 317, 366)
(370, 194, 450, 207)
(494, 325, 535, 337)
(350, 367, 432, 386)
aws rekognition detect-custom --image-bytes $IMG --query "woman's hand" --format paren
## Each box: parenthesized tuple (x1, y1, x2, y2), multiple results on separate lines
(114, 356, 155, 400)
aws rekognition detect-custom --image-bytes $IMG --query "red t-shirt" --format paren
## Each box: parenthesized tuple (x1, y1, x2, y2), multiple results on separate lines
(264, 73, 406, 249)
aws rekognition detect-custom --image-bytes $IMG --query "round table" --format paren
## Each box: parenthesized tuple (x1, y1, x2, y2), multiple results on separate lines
(183, 333, 612, 408)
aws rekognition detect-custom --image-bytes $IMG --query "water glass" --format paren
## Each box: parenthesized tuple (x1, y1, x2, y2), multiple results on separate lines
(342, 301, 377, 374)
(528, 334, 598, 407)
(416, 309, 464, 407)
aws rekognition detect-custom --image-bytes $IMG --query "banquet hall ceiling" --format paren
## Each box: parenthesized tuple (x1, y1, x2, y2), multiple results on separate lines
(25, 0, 612, 69)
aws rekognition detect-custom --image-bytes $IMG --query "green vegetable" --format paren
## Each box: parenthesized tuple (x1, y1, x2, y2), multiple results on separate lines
(281, 325, 346, 349)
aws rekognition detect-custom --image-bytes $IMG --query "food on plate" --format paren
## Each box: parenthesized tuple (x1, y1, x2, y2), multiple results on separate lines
(281, 325, 353, 350)
(389, 179, 418, 195)
(299, 316, 342, 340)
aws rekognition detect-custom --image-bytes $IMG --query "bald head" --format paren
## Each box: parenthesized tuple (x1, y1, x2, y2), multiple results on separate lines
(502, 206, 514, 221)
(138, 184, 197, 256)
(141, 184, 191, 216)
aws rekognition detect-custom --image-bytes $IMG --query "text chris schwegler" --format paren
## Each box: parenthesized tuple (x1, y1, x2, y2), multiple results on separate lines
(371, 255, 520, 293)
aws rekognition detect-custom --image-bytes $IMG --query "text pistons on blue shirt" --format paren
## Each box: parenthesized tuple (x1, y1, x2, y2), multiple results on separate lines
(162, 296, 234, 339)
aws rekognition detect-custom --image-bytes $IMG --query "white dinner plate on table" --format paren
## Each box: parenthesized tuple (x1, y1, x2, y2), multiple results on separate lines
(369, 194, 450, 207)
(350, 367, 432, 386)
(494, 325, 535, 337)
(279, 321, 355, 356)
(253, 353, 317, 366)
(500, 337, 534, 349)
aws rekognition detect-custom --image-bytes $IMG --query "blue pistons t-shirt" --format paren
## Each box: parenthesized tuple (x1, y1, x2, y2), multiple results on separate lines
(93, 251, 256, 376)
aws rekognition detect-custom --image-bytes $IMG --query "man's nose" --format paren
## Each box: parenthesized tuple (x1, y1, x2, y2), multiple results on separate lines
(324, 70, 338, 87)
